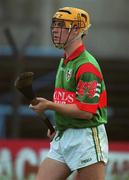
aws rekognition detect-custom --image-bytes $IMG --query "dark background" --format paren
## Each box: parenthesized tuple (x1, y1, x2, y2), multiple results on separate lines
(0, 0, 129, 141)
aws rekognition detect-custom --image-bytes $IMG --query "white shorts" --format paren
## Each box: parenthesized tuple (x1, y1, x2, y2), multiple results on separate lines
(47, 124, 108, 171)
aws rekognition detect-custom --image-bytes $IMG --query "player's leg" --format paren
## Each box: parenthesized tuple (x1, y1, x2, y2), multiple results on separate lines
(77, 161, 106, 180)
(36, 157, 71, 180)
(62, 126, 108, 180)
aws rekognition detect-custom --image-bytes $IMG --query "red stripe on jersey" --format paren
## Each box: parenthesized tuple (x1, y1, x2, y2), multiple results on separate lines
(99, 90, 107, 108)
(76, 63, 103, 82)
(75, 99, 98, 114)
(64, 44, 85, 64)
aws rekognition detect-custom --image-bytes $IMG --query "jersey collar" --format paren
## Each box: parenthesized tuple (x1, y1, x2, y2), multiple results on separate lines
(64, 44, 85, 65)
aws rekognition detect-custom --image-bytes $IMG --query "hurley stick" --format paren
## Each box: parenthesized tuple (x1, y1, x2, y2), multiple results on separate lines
(14, 72, 55, 134)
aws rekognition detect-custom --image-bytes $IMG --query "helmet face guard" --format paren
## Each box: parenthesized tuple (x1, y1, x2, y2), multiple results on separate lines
(51, 19, 73, 49)
(51, 7, 91, 49)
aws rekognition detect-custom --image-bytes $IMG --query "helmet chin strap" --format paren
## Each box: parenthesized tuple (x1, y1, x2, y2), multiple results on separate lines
(54, 29, 84, 49)
(64, 32, 84, 49)
(53, 25, 88, 49)
(66, 23, 90, 47)
(54, 33, 83, 49)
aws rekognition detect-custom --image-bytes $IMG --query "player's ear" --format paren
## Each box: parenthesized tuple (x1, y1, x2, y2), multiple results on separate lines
(73, 25, 79, 34)
(73, 25, 78, 31)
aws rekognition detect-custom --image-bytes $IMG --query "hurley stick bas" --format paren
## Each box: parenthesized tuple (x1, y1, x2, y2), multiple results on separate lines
(14, 72, 55, 134)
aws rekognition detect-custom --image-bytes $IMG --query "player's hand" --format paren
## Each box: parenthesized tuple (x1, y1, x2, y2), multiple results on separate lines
(29, 97, 50, 113)
(47, 129, 56, 141)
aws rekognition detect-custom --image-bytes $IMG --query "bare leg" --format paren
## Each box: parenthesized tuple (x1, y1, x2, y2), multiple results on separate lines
(78, 161, 106, 180)
(36, 157, 71, 180)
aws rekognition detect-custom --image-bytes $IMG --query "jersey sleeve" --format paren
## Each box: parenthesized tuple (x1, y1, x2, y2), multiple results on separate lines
(75, 63, 106, 114)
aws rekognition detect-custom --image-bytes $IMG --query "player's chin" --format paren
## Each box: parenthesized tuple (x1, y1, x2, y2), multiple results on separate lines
(53, 38, 64, 44)
(53, 39, 60, 44)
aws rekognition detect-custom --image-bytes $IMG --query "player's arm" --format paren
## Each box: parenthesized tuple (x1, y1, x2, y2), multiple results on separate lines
(74, 62, 105, 116)
(30, 63, 104, 120)
(30, 97, 93, 120)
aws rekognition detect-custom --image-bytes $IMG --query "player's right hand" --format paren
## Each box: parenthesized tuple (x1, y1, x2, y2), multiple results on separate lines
(47, 129, 56, 141)
(29, 97, 50, 113)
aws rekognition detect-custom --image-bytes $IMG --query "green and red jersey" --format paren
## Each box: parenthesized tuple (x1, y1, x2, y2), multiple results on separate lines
(53, 44, 107, 132)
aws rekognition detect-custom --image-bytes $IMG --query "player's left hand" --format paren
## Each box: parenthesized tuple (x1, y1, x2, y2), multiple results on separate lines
(47, 129, 56, 141)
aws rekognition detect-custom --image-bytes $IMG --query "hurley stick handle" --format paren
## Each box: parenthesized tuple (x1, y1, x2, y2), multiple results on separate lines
(31, 98, 55, 134)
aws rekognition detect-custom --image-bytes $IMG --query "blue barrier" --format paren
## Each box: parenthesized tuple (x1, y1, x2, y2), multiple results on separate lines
(0, 105, 55, 138)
